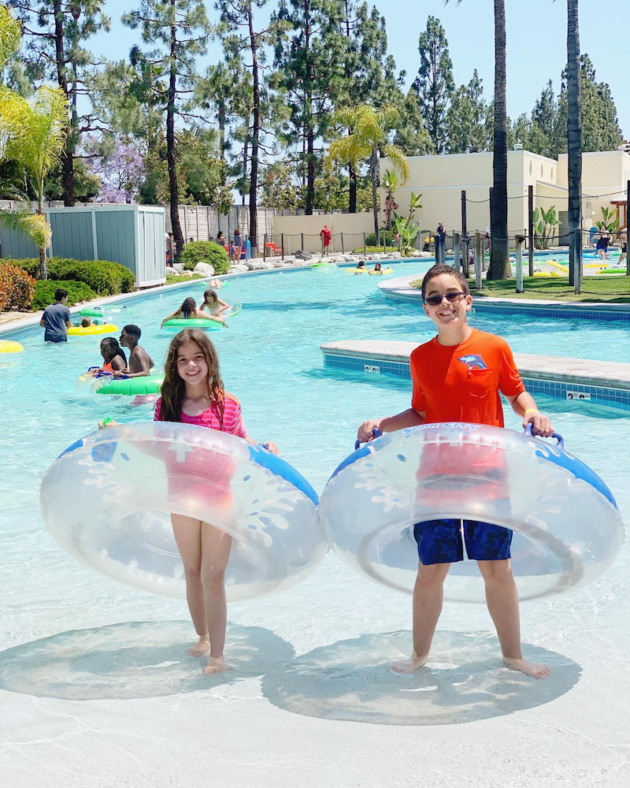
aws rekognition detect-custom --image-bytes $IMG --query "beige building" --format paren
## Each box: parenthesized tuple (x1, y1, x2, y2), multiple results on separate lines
(270, 148, 630, 250)
(379, 148, 630, 242)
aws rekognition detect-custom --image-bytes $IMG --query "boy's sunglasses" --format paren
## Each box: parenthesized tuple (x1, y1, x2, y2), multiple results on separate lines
(424, 292, 467, 307)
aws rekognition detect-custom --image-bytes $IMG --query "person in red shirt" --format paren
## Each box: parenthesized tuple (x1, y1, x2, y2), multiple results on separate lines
(357, 263, 554, 679)
(320, 224, 332, 255)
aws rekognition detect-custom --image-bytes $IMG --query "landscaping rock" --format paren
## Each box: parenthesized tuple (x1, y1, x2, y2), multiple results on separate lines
(193, 262, 215, 277)
(172, 263, 185, 272)
(165, 266, 178, 275)
(229, 264, 248, 273)
(294, 250, 313, 261)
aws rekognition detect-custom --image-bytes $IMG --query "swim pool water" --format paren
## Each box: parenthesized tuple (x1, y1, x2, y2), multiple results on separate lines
(1, 261, 630, 786)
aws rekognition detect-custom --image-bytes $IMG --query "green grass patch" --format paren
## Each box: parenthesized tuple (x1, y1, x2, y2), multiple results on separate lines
(166, 273, 204, 284)
(409, 275, 630, 303)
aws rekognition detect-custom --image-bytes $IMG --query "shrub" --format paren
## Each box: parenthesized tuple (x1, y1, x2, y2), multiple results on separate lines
(32, 280, 96, 312)
(179, 241, 230, 274)
(365, 230, 396, 247)
(1, 258, 135, 295)
(0, 263, 37, 312)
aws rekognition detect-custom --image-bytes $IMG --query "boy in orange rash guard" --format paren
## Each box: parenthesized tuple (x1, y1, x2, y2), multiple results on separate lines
(357, 263, 554, 679)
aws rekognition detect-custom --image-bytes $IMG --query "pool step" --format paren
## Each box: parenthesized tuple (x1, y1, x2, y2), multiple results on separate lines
(320, 340, 630, 412)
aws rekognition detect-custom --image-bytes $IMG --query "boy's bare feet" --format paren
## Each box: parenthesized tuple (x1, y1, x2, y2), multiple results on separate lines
(203, 656, 232, 675)
(504, 657, 551, 679)
(391, 653, 429, 674)
(187, 636, 210, 657)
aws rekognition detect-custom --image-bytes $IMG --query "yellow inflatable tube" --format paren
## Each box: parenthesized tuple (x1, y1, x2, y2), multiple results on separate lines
(368, 268, 393, 275)
(547, 260, 569, 274)
(533, 271, 564, 278)
(68, 323, 118, 337)
(0, 340, 24, 353)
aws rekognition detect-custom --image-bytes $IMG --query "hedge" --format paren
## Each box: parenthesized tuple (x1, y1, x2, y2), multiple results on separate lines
(2, 257, 136, 295)
(180, 241, 230, 274)
(0, 263, 36, 312)
(365, 230, 396, 247)
(32, 280, 96, 312)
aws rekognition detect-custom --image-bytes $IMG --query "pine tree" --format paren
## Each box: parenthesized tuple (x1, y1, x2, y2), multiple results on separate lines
(13, 0, 110, 206)
(556, 55, 623, 155)
(447, 70, 490, 153)
(411, 16, 454, 154)
(216, 0, 285, 255)
(272, 0, 344, 215)
(123, 0, 211, 255)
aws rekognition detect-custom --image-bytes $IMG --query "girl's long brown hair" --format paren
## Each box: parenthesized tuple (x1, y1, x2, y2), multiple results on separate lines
(159, 328, 225, 426)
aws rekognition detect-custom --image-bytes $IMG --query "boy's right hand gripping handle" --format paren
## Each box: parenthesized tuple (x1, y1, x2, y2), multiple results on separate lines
(524, 423, 565, 450)
(355, 427, 382, 451)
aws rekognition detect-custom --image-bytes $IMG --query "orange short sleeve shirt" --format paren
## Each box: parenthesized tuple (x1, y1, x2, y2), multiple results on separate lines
(410, 329, 525, 427)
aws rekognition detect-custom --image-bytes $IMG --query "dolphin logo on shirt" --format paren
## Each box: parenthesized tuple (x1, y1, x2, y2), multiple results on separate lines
(458, 354, 487, 370)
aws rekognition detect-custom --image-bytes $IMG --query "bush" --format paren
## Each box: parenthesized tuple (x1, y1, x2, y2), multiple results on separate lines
(365, 230, 396, 247)
(2, 257, 136, 295)
(0, 263, 37, 312)
(179, 241, 230, 274)
(32, 280, 96, 312)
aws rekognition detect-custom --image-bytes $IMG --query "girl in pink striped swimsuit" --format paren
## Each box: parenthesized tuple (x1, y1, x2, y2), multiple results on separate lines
(153, 328, 278, 674)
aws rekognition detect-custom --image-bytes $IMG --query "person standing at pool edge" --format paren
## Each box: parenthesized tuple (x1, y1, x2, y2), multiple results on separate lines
(320, 224, 332, 255)
(40, 288, 72, 343)
(357, 263, 554, 679)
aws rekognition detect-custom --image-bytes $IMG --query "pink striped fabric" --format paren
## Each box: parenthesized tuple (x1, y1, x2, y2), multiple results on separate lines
(153, 392, 248, 438)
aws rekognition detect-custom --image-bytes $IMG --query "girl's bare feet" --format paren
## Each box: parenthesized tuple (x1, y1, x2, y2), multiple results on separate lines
(187, 636, 210, 657)
(203, 656, 232, 675)
(391, 653, 429, 674)
(504, 657, 551, 679)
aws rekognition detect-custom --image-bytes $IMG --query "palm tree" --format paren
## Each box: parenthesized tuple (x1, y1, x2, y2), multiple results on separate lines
(329, 105, 409, 237)
(447, 0, 510, 279)
(382, 170, 401, 230)
(0, 4, 21, 66)
(0, 86, 68, 279)
(565, 0, 582, 289)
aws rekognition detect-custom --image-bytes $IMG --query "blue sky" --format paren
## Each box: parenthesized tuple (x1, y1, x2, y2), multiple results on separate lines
(89, 0, 628, 140)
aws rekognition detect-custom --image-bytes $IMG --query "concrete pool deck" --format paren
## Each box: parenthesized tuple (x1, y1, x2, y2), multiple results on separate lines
(321, 340, 630, 410)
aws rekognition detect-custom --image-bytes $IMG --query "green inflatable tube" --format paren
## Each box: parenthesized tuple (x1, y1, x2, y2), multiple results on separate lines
(311, 263, 336, 270)
(225, 302, 242, 317)
(163, 318, 222, 330)
(95, 374, 164, 396)
(79, 306, 105, 317)
(598, 268, 626, 275)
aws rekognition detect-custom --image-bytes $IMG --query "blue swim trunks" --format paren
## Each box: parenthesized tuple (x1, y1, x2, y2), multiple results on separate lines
(413, 519, 512, 565)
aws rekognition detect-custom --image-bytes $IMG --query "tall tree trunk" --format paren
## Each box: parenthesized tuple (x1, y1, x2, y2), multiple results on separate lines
(242, 132, 248, 207)
(218, 102, 226, 161)
(348, 162, 357, 213)
(304, 3, 314, 215)
(567, 0, 582, 288)
(371, 148, 379, 237)
(488, 0, 510, 280)
(167, 9, 183, 256)
(248, 10, 259, 256)
(52, 0, 74, 206)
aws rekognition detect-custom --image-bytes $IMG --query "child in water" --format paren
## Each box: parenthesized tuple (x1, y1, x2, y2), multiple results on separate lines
(161, 296, 228, 328)
(93, 337, 127, 375)
(199, 289, 230, 318)
(357, 263, 554, 679)
(102, 329, 277, 674)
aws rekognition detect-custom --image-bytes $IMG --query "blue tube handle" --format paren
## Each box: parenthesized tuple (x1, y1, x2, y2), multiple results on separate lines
(355, 427, 382, 451)
(524, 423, 565, 450)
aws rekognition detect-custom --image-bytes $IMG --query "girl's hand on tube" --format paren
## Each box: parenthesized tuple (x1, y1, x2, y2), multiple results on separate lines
(523, 410, 554, 438)
(357, 419, 382, 444)
(98, 417, 118, 430)
(263, 441, 279, 456)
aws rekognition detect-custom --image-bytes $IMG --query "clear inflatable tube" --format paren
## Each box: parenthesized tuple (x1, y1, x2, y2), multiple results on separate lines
(319, 423, 625, 602)
(41, 422, 326, 600)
